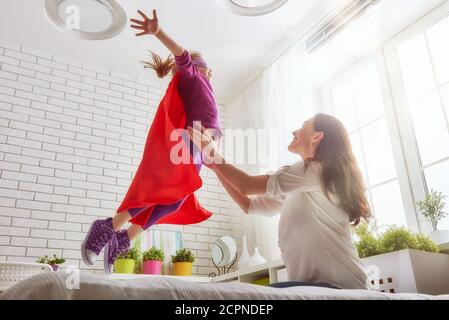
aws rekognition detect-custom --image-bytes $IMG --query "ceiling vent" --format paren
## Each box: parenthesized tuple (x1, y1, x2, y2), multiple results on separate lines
(305, 0, 380, 53)
(44, 0, 127, 40)
(214, 0, 288, 16)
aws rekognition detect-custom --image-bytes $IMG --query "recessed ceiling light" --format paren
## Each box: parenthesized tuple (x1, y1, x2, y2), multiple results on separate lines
(44, 0, 127, 40)
(215, 0, 288, 16)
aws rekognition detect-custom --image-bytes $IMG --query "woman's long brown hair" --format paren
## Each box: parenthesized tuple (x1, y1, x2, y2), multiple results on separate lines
(305, 113, 371, 225)
(142, 51, 204, 78)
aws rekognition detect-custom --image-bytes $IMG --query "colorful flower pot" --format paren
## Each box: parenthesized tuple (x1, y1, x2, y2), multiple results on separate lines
(142, 260, 162, 275)
(173, 262, 192, 276)
(114, 259, 135, 274)
(50, 264, 59, 272)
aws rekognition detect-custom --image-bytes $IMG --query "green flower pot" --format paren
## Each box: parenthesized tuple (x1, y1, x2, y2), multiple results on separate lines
(114, 259, 135, 274)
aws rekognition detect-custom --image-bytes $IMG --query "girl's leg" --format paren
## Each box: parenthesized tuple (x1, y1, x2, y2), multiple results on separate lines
(112, 210, 131, 231)
(142, 200, 184, 230)
(104, 213, 144, 274)
(83, 209, 136, 265)
(112, 208, 147, 231)
(135, 131, 218, 230)
(127, 224, 144, 241)
(82, 217, 116, 266)
(108, 129, 219, 240)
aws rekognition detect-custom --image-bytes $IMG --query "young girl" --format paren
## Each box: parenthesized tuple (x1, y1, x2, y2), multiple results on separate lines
(188, 114, 370, 289)
(81, 9, 221, 274)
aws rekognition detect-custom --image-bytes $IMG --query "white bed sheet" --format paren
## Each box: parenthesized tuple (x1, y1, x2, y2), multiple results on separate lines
(1, 272, 448, 300)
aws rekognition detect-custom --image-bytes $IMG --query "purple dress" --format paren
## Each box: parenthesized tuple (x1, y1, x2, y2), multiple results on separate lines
(176, 50, 221, 132)
(127, 50, 221, 230)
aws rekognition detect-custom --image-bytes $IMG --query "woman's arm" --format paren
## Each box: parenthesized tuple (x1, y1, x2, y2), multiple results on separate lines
(217, 167, 284, 217)
(212, 154, 269, 196)
(188, 127, 285, 216)
(216, 171, 250, 214)
(130, 9, 184, 56)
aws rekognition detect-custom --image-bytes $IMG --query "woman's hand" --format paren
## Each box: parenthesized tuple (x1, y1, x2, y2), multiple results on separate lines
(187, 125, 220, 168)
(130, 9, 160, 36)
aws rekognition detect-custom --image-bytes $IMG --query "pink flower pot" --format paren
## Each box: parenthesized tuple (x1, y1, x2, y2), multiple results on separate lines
(51, 264, 59, 272)
(142, 260, 162, 275)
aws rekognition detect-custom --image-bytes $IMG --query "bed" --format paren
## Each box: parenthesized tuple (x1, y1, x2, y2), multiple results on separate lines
(1, 272, 448, 300)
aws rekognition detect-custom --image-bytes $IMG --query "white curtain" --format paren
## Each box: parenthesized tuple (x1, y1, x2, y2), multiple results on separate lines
(226, 43, 322, 261)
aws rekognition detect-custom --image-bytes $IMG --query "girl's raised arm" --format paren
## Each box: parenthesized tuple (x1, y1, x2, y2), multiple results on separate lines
(130, 9, 184, 57)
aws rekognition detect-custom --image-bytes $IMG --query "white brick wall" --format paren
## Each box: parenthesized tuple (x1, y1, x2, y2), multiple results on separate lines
(0, 41, 242, 276)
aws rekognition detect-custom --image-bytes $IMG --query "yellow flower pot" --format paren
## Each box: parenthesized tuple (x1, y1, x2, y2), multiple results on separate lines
(173, 262, 192, 276)
(114, 259, 135, 274)
(252, 277, 270, 286)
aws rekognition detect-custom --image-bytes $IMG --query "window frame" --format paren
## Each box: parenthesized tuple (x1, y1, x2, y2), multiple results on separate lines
(383, 1, 449, 233)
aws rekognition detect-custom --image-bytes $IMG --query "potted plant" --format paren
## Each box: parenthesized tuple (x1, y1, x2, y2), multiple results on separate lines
(416, 190, 449, 245)
(36, 254, 65, 271)
(142, 247, 165, 275)
(114, 247, 140, 274)
(354, 223, 449, 294)
(171, 248, 195, 276)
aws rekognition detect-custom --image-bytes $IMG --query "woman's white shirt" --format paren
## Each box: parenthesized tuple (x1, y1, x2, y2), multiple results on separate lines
(248, 161, 368, 290)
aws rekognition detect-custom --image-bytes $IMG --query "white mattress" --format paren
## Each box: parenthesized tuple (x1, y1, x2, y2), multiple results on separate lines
(1, 272, 448, 300)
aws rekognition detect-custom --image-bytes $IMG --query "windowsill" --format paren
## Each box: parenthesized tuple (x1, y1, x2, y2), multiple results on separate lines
(438, 242, 449, 254)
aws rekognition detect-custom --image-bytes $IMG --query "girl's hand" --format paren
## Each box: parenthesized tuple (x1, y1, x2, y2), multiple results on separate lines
(187, 125, 219, 168)
(130, 9, 160, 36)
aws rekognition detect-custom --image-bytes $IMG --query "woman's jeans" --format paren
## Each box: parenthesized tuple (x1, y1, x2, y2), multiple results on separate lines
(268, 281, 340, 289)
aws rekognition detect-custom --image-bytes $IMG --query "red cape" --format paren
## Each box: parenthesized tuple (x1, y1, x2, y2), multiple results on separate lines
(116, 74, 212, 227)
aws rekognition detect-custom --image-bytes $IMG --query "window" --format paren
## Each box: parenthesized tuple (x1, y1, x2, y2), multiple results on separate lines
(321, 3, 449, 234)
(322, 59, 408, 231)
(393, 13, 449, 230)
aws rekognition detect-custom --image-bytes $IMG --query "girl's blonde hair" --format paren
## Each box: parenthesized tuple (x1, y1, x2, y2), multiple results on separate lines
(142, 51, 204, 78)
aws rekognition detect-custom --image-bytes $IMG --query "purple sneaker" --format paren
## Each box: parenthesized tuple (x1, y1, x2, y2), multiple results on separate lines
(81, 217, 115, 266)
(104, 230, 130, 275)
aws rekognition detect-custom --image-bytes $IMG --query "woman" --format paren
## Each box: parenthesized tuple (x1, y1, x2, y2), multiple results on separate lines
(81, 8, 221, 274)
(188, 114, 371, 289)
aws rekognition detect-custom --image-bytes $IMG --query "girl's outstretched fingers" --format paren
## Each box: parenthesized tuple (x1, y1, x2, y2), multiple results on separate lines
(130, 24, 144, 30)
(137, 10, 150, 21)
(130, 18, 144, 25)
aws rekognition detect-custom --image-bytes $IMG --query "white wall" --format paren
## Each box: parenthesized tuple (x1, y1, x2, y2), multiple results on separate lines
(0, 40, 243, 276)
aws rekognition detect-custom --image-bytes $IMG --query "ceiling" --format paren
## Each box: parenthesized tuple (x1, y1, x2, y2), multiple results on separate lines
(301, 0, 448, 86)
(0, 0, 340, 102)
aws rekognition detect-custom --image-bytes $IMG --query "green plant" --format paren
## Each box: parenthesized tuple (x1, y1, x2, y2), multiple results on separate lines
(415, 234, 439, 253)
(143, 247, 165, 262)
(354, 225, 439, 258)
(132, 238, 142, 274)
(416, 190, 447, 231)
(353, 222, 381, 258)
(36, 254, 65, 265)
(379, 227, 419, 253)
(352, 220, 379, 238)
(117, 247, 140, 261)
(170, 248, 195, 264)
